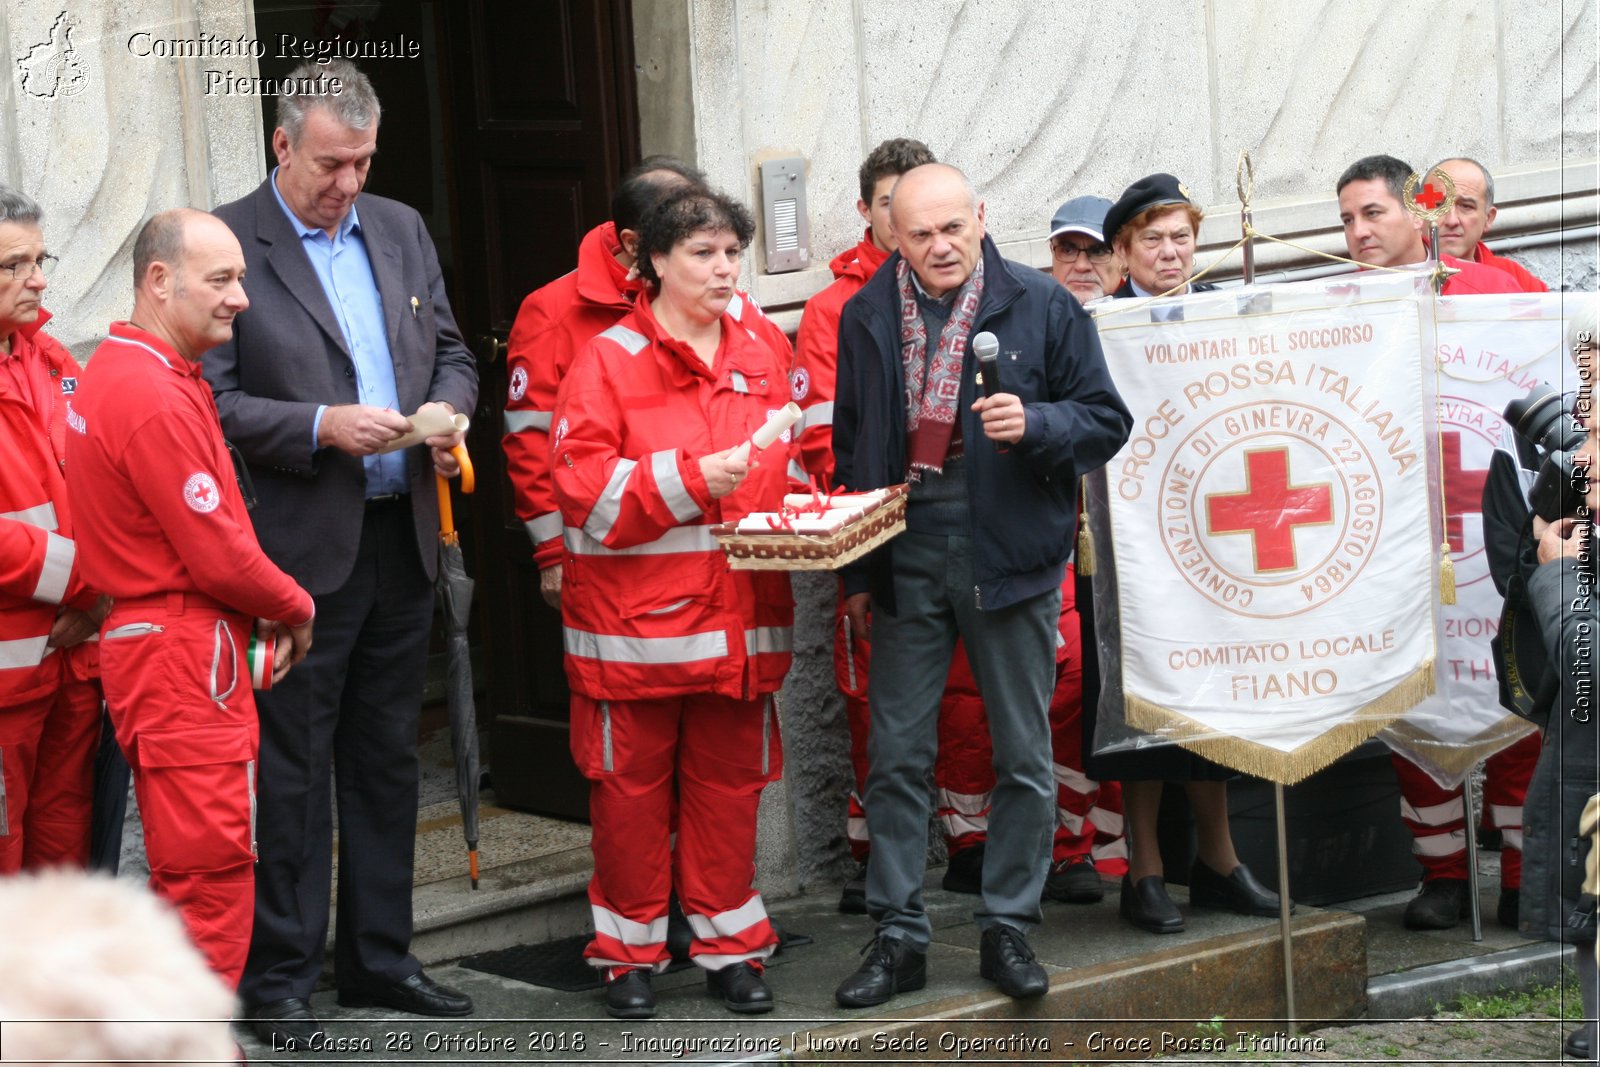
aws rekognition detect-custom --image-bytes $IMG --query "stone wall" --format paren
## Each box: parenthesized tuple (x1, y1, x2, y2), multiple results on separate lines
(656, 0, 1600, 895)
(668, 0, 1597, 329)
(1, 0, 263, 360)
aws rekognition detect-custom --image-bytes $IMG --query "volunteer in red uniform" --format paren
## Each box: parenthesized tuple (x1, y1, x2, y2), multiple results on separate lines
(66, 209, 314, 987)
(1337, 154, 1538, 928)
(505, 157, 792, 607)
(0, 184, 102, 874)
(553, 185, 794, 1020)
(1430, 158, 1549, 294)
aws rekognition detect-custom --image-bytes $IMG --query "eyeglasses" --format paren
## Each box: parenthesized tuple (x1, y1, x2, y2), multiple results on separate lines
(1052, 241, 1113, 264)
(0, 255, 58, 280)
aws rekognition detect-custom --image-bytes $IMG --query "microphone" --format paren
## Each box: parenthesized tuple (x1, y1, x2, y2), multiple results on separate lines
(971, 331, 1007, 453)
(973, 331, 1001, 399)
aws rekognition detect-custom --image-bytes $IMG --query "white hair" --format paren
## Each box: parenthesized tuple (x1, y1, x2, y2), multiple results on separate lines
(0, 872, 236, 1065)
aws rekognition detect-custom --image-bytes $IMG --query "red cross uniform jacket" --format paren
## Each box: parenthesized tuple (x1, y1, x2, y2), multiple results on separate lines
(0, 312, 99, 703)
(791, 229, 889, 484)
(504, 221, 794, 571)
(551, 297, 794, 701)
(66, 323, 312, 626)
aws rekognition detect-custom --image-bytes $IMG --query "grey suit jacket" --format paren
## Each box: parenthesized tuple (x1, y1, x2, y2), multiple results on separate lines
(205, 180, 479, 595)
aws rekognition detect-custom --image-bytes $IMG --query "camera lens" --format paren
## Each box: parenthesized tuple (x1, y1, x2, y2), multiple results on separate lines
(1504, 383, 1584, 454)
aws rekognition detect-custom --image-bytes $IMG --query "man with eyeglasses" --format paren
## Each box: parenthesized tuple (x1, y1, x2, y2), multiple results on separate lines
(1048, 196, 1125, 305)
(1030, 196, 1132, 906)
(0, 184, 104, 877)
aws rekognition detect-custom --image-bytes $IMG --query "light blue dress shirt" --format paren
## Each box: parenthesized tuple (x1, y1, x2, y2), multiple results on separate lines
(270, 169, 410, 497)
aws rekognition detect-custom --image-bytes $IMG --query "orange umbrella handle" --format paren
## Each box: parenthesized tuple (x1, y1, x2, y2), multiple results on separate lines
(436, 446, 474, 544)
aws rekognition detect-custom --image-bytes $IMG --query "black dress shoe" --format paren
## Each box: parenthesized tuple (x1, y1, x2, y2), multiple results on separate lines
(834, 935, 927, 1008)
(1565, 1020, 1594, 1059)
(1043, 855, 1105, 904)
(603, 968, 655, 1020)
(667, 894, 693, 963)
(1189, 860, 1290, 917)
(942, 843, 985, 894)
(979, 924, 1049, 998)
(839, 858, 869, 915)
(1120, 875, 1185, 934)
(1402, 878, 1469, 930)
(242, 997, 323, 1048)
(705, 961, 774, 1014)
(1497, 887, 1521, 929)
(337, 971, 473, 1017)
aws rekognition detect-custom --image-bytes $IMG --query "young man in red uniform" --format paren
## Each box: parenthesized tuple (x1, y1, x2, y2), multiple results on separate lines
(0, 185, 103, 874)
(503, 157, 792, 608)
(1337, 154, 1540, 929)
(1430, 158, 1549, 294)
(67, 209, 314, 987)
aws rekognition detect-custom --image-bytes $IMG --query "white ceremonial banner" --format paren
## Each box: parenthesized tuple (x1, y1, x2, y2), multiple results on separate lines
(1380, 294, 1569, 787)
(1087, 272, 1441, 784)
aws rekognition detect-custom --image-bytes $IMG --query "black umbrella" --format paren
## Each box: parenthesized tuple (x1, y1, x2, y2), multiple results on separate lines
(436, 446, 481, 888)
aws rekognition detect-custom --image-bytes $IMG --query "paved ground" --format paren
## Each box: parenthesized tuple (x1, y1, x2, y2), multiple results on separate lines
(234, 857, 1592, 1066)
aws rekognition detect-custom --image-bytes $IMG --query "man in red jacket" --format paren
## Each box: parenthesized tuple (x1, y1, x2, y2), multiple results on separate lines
(67, 209, 314, 988)
(1337, 154, 1540, 929)
(1336, 154, 1520, 296)
(0, 184, 103, 875)
(1430, 158, 1549, 294)
(503, 157, 792, 608)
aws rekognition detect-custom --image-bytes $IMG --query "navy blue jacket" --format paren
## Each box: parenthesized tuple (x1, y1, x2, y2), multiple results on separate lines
(834, 236, 1132, 612)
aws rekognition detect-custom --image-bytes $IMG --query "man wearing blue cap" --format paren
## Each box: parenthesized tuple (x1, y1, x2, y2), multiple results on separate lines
(1048, 196, 1125, 305)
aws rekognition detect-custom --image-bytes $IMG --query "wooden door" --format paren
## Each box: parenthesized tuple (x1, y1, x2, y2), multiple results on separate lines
(444, 0, 640, 819)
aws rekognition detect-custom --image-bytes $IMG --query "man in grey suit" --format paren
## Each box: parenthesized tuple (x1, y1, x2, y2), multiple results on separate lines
(204, 60, 478, 1046)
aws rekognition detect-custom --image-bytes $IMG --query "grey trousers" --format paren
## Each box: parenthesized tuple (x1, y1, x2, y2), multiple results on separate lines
(863, 531, 1061, 948)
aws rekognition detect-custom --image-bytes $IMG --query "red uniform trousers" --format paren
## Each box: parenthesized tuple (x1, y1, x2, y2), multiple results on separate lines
(1047, 615, 1127, 875)
(1391, 731, 1542, 887)
(572, 692, 781, 973)
(838, 574, 1126, 870)
(99, 595, 259, 988)
(0, 663, 100, 872)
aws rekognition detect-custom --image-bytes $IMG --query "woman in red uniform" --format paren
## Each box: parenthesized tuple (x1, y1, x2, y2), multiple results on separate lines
(552, 186, 794, 1019)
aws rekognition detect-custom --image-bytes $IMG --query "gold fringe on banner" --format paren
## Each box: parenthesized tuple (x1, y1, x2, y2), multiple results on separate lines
(1122, 660, 1437, 785)
(1381, 715, 1540, 783)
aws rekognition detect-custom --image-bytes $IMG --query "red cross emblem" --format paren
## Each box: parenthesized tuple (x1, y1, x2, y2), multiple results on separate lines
(183, 472, 222, 514)
(1206, 448, 1334, 572)
(1440, 431, 1487, 554)
(1414, 183, 1445, 211)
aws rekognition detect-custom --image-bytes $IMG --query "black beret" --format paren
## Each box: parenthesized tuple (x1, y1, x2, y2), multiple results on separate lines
(1102, 173, 1195, 246)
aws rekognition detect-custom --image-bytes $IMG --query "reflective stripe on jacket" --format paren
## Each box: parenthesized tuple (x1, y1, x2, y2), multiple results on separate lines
(505, 222, 795, 571)
(552, 297, 794, 700)
(0, 313, 97, 699)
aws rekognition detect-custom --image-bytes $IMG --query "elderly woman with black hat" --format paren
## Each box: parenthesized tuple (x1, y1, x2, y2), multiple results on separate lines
(1082, 174, 1287, 935)
(1103, 173, 1217, 300)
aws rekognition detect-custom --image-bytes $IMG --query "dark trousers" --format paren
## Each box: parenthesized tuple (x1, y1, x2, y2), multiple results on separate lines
(864, 532, 1060, 948)
(242, 502, 434, 1002)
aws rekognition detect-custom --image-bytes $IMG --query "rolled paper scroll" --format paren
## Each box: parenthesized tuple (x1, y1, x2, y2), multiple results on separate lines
(727, 402, 801, 464)
(379, 405, 472, 454)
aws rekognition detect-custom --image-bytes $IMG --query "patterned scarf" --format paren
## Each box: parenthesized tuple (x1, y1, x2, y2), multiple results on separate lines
(898, 254, 984, 479)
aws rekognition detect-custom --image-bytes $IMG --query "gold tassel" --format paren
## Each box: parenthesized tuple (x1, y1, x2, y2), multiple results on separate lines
(1077, 512, 1095, 576)
(1439, 542, 1456, 605)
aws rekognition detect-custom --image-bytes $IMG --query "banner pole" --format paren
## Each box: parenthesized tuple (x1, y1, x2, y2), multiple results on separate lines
(1463, 770, 1484, 941)
(1274, 783, 1297, 1032)
(1237, 152, 1257, 285)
